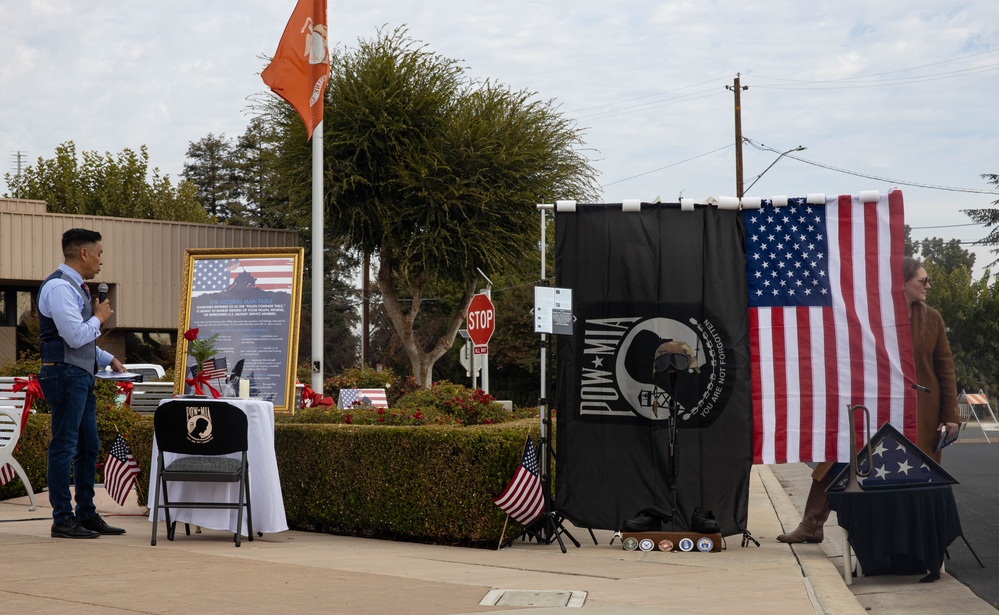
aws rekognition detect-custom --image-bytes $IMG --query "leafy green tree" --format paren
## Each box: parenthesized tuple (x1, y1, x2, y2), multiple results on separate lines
(913, 236, 999, 394)
(922, 261, 999, 393)
(911, 237, 975, 275)
(2, 141, 210, 223)
(182, 133, 242, 221)
(266, 28, 598, 387)
(962, 173, 999, 267)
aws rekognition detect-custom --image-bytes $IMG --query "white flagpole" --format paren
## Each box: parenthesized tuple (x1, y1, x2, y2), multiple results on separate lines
(312, 118, 324, 393)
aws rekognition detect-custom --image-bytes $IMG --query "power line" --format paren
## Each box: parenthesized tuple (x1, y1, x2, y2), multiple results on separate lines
(750, 63, 999, 90)
(750, 47, 999, 88)
(567, 77, 726, 114)
(574, 89, 725, 122)
(909, 223, 980, 230)
(602, 143, 733, 187)
(744, 138, 999, 195)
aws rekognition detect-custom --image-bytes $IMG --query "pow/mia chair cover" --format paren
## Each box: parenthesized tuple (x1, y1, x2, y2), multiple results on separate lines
(151, 400, 253, 546)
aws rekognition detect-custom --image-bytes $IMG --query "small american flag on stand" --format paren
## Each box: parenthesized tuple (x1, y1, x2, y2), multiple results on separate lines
(493, 437, 545, 526)
(202, 357, 228, 380)
(104, 434, 140, 506)
(337, 388, 388, 409)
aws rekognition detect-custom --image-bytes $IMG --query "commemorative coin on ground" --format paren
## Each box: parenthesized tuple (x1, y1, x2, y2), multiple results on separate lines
(697, 537, 714, 552)
(658, 539, 674, 551)
(639, 538, 655, 551)
(623, 537, 639, 551)
(678, 537, 694, 552)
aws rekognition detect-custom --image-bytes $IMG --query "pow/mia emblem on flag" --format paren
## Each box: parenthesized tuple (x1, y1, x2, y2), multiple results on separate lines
(574, 302, 737, 428)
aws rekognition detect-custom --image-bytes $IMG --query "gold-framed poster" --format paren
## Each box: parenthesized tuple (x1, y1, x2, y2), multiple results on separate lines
(173, 247, 304, 412)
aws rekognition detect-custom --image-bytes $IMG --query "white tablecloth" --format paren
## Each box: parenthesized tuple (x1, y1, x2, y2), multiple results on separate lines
(148, 398, 288, 536)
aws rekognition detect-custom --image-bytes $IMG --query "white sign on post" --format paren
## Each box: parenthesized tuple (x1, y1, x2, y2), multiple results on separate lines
(534, 286, 573, 335)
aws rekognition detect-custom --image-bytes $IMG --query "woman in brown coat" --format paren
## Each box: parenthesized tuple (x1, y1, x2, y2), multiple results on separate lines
(904, 256, 962, 463)
(777, 256, 961, 544)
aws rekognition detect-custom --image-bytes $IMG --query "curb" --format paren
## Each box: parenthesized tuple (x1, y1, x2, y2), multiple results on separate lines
(756, 464, 868, 615)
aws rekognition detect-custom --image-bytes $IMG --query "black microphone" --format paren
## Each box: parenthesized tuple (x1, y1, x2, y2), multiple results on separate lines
(97, 283, 108, 303)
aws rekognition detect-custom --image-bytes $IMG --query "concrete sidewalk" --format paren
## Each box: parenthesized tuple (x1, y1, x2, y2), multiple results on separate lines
(0, 464, 992, 614)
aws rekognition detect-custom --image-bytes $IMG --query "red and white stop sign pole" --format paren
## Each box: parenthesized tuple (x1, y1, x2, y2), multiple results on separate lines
(466, 291, 495, 393)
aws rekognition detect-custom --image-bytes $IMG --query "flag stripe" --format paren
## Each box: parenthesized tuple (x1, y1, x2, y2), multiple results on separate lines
(796, 306, 814, 460)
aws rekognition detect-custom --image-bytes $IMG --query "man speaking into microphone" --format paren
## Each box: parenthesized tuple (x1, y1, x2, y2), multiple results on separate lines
(36, 228, 127, 539)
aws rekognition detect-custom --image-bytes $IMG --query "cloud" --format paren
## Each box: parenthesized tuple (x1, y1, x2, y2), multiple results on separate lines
(1, 0, 997, 266)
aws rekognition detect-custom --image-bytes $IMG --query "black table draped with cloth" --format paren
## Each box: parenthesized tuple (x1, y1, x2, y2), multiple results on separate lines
(827, 485, 962, 576)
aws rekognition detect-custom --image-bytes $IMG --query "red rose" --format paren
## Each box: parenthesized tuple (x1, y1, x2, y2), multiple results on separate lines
(184, 328, 199, 341)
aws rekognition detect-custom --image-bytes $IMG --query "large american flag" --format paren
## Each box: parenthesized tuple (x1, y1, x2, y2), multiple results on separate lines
(337, 388, 389, 409)
(192, 257, 295, 297)
(746, 191, 917, 464)
(104, 434, 140, 506)
(493, 436, 545, 526)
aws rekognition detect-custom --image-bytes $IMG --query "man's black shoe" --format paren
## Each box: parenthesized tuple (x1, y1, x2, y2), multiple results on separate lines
(622, 507, 671, 532)
(51, 518, 100, 539)
(79, 514, 126, 535)
(690, 507, 720, 534)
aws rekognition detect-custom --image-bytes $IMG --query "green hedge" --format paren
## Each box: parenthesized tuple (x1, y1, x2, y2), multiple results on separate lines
(275, 420, 539, 546)
(3, 414, 541, 548)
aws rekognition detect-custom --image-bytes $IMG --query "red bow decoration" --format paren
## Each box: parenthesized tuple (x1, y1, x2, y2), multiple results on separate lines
(12, 374, 44, 416)
(186, 371, 221, 399)
(300, 384, 333, 409)
(117, 381, 134, 406)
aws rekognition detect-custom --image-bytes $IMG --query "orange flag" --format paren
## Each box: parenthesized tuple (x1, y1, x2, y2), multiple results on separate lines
(261, 0, 330, 139)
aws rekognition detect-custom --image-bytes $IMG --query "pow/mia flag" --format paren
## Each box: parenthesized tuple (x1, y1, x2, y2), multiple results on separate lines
(554, 202, 751, 536)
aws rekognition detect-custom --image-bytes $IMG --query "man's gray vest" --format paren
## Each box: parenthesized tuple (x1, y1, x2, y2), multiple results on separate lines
(39, 270, 98, 373)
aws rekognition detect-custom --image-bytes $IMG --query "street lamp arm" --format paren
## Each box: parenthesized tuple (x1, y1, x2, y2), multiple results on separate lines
(744, 145, 806, 194)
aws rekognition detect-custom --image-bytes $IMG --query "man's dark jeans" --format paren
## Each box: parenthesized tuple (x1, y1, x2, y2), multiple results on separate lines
(39, 363, 98, 524)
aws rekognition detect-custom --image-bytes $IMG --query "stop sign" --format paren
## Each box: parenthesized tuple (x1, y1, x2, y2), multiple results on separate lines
(466, 293, 495, 346)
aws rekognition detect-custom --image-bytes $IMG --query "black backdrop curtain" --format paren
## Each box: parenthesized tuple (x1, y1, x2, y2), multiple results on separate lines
(554, 203, 752, 536)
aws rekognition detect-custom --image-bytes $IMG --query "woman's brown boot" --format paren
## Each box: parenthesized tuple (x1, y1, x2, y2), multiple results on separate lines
(777, 476, 832, 543)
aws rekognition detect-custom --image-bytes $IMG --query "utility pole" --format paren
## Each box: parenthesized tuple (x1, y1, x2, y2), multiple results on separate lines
(726, 74, 748, 197)
(361, 250, 370, 368)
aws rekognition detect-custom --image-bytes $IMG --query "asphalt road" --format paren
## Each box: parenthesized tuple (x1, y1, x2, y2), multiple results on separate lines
(942, 427, 999, 609)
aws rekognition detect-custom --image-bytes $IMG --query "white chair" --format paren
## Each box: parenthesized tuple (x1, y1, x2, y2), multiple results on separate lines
(0, 405, 37, 511)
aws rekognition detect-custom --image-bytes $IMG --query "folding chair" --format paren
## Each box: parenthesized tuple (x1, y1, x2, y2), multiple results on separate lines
(150, 400, 252, 547)
(0, 406, 37, 511)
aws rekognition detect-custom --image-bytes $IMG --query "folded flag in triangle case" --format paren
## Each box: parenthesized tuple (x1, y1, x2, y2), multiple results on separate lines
(828, 422, 958, 491)
(493, 436, 545, 526)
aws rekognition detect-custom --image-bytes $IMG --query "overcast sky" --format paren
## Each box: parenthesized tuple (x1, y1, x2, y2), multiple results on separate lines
(3, 1, 998, 269)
